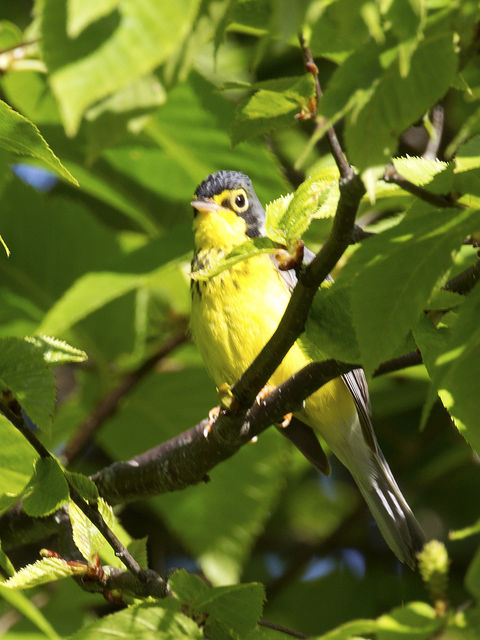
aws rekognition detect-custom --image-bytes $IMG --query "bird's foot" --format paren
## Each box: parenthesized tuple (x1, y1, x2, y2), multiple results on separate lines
(203, 406, 221, 438)
(255, 385, 293, 428)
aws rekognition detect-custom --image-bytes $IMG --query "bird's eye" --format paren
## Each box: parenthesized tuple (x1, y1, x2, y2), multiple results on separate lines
(231, 190, 248, 212)
(235, 194, 245, 208)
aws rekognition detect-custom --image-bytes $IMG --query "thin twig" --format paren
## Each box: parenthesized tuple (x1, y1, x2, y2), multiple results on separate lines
(298, 32, 352, 180)
(383, 164, 462, 209)
(259, 619, 308, 639)
(62, 328, 188, 464)
(0, 403, 166, 592)
(444, 259, 480, 295)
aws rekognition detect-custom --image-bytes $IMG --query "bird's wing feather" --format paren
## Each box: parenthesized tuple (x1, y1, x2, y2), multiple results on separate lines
(274, 249, 378, 453)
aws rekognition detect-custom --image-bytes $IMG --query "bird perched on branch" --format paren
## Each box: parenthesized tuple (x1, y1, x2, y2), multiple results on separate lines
(190, 170, 424, 568)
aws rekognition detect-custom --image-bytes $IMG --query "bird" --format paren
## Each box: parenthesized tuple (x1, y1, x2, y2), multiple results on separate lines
(189, 170, 425, 569)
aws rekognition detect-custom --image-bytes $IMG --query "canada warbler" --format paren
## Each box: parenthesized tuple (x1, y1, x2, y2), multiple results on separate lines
(190, 170, 424, 568)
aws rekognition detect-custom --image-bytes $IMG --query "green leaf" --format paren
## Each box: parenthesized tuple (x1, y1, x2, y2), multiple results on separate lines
(309, 0, 370, 59)
(0, 413, 37, 515)
(2, 556, 87, 590)
(69, 601, 203, 640)
(23, 458, 69, 517)
(69, 497, 115, 564)
(428, 282, 480, 453)
(302, 281, 360, 364)
(450, 518, 480, 541)
(349, 208, 480, 374)
(346, 34, 457, 171)
(67, 0, 121, 37)
(314, 618, 378, 639)
(25, 336, 88, 365)
(191, 237, 279, 281)
(231, 75, 315, 146)
(39, 271, 143, 336)
(0, 337, 55, 431)
(0, 233, 10, 257)
(274, 167, 340, 243)
(0, 584, 61, 639)
(376, 601, 441, 639)
(392, 156, 451, 188)
(126, 536, 148, 571)
(170, 570, 265, 640)
(466, 545, 480, 599)
(41, 0, 200, 134)
(0, 98, 77, 184)
(64, 471, 99, 502)
(0, 539, 15, 577)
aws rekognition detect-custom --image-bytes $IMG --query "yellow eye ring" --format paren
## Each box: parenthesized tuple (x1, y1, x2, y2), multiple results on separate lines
(230, 189, 248, 213)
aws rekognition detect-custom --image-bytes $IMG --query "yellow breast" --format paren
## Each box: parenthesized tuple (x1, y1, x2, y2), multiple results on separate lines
(190, 249, 357, 442)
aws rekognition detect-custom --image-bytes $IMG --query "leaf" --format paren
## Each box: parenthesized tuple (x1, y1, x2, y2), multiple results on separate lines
(64, 471, 99, 502)
(0, 337, 55, 431)
(376, 601, 441, 639)
(349, 207, 480, 374)
(315, 618, 378, 640)
(0, 540, 15, 577)
(231, 75, 315, 146)
(450, 518, 480, 541)
(69, 497, 132, 569)
(466, 545, 480, 599)
(39, 271, 143, 336)
(23, 458, 69, 517)
(392, 156, 451, 188)
(25, 336, 88, 365)
(69, 601, 203, 640)
(41, 0, 200, 135)
(2, 557, 87, 590)
(0, 233, 10, 257)
(275, 167, 340, 243)
(67, 0, 121, 37)
(126, 536, 148, 570)
(69, 497, 115, 564)
(170, 570, 265, 640)
(346, 34, 457, 171)
(0, 585, 61, 639)
(0, 414, 37, 515)
(428, 282, 480, 453)
(302, 281, 360, 364)
(0, 99, 77, 184)
(190, 237, 279, 281)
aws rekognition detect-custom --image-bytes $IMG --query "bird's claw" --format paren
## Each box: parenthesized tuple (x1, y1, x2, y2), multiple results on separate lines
(203, 406, 221, 438)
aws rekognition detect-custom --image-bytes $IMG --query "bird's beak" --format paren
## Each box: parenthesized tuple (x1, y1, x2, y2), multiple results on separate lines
(190, 198, 227, 214)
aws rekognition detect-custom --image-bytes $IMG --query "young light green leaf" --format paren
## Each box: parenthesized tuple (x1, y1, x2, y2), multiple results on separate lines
(392, 156, 450, 187)
(190, 237, 279, 281)
(70, 601, 203, 640)
(265, 193, 294, 243)
(23, 458, 69, 517)
(67, 0, 121, 37)
(2, 556, 87, 590)
(0, 337, 55, 431)
(350, 207, 480, 375)
(25, 336, 87, 365)
(0, 99, 77, 184)
(231, 75, 315, 146)
(0, 585, 61, 639)
(69, 497, 115, 564)
(64, 471, 99, 502)
(42, 0, 200, 135)
(278, 167, 340, 242)
(0, 414, 37, 515)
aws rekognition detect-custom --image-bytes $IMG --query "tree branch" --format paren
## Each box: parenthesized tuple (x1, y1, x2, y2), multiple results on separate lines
(382, 164, 461, 209)
(0, 403, 166, 593)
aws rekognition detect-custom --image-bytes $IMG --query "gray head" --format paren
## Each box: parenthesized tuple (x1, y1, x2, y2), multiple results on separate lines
(192, 170, 266, 238)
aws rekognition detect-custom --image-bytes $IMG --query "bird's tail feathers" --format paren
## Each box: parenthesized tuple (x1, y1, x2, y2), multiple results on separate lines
(348, 444, 425, 569)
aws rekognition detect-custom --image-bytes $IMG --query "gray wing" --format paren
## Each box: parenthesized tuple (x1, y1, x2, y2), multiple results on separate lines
(274, 249, 378, 454)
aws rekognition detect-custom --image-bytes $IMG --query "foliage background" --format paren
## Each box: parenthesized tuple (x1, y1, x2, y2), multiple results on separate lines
(1, 0, 480, 638)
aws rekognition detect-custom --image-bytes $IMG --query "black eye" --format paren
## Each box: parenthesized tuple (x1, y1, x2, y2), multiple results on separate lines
(235, 194, 245, 208)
